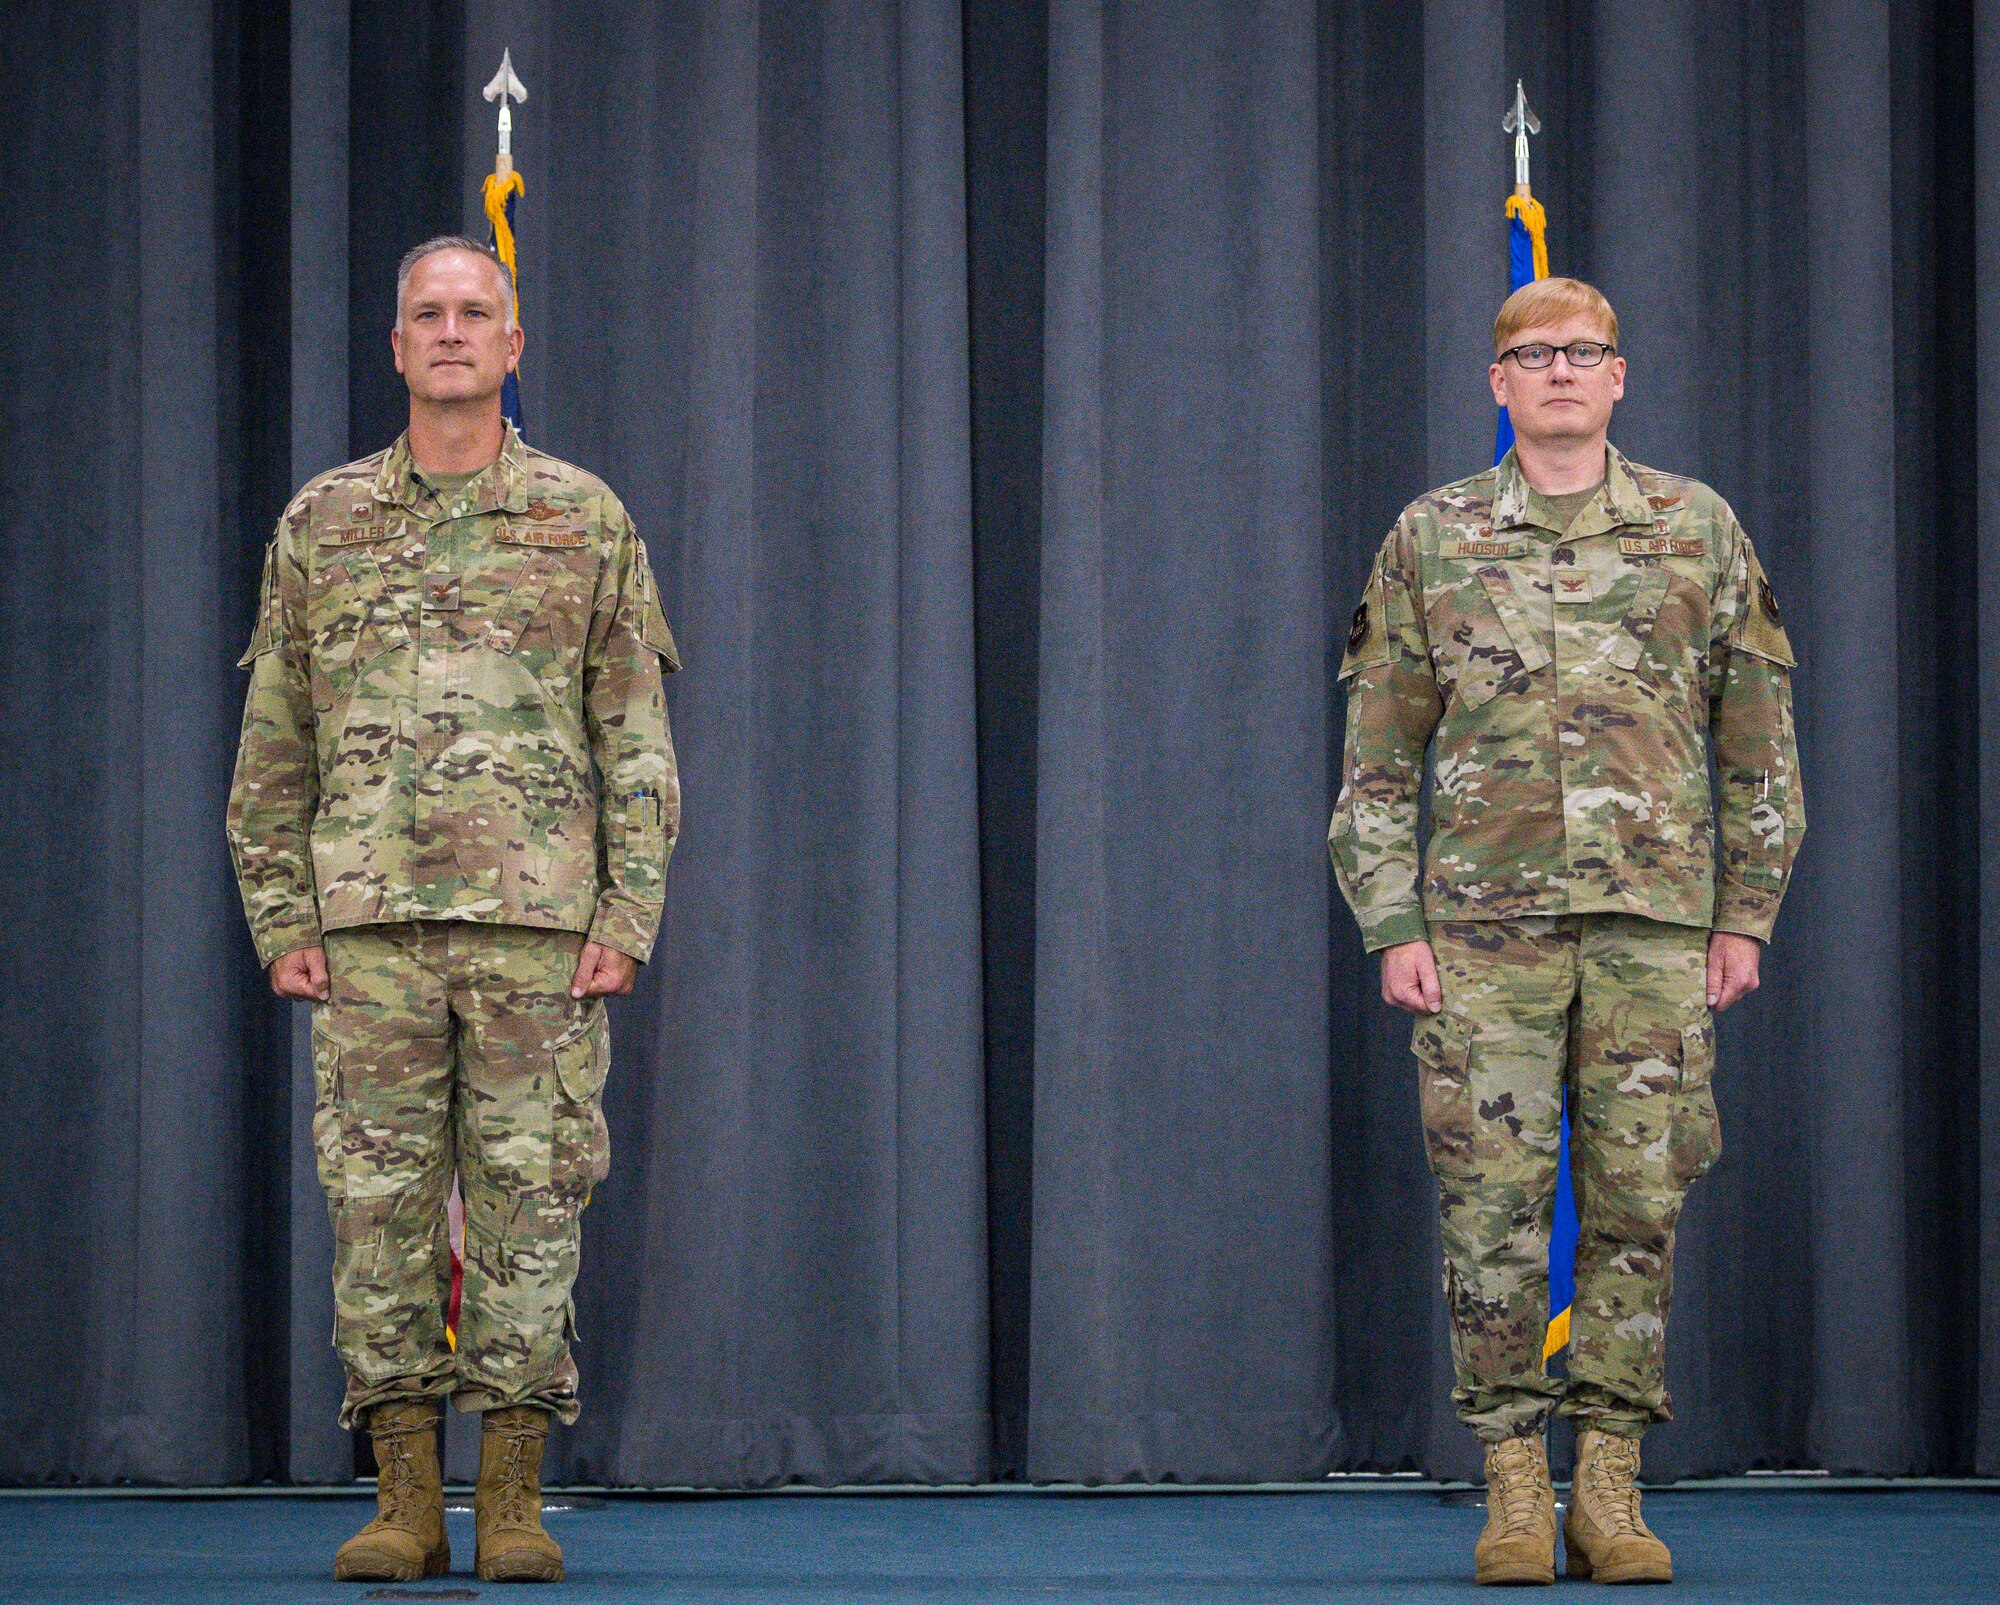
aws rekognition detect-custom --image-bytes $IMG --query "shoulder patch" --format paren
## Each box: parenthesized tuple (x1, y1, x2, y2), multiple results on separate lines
(1338, 564, 1393, 681)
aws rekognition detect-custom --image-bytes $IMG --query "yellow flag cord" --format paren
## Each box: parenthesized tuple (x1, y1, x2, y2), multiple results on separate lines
(482, 169, 526, 330)
(1505, 191, 1550, 281)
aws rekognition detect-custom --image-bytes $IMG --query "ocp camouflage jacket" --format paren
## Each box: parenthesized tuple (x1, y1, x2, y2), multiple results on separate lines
(1329, 445, 1803, 952)
(227, 430, 681, 968)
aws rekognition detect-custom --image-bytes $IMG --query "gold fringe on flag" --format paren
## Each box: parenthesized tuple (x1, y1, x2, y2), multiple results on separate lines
(1505, 191, 1549, 281)
(482, 169, 526, 327)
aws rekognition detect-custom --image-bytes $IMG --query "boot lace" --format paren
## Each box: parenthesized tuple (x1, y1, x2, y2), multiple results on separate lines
(374, 1426, 429, 1527)
(1581, 1434, 1645, 1535)
(490, 1421, 543, 1528)
(1487, 1437, 1549, 1536)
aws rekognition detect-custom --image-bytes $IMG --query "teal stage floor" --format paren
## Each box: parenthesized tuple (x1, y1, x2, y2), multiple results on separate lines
(3, 1484, 1996, 1603)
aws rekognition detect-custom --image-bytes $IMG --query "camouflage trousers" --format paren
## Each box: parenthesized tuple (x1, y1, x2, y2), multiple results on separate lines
(1414, 914, 1720, 1442)
(312, 921, 611, 1428)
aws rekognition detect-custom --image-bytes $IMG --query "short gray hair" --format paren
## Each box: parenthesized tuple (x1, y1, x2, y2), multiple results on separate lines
(395, 236, 516, 330)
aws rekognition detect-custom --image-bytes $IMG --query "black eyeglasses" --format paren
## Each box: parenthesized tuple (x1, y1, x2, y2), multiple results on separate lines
(1498, 340, 1617, 370)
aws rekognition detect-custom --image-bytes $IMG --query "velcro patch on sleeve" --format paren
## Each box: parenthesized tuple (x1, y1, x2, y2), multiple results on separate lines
(634, 539, 681, 671)
(1338, 567, 1393, 681)
(236, 540, 282, 667)
(1732, 541, 1797, 668)
(643, 604, 682, 673)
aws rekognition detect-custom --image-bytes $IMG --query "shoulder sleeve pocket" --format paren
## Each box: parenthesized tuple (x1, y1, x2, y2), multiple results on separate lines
(642, 596, 682, 673)
(630, 537, 681, 672)
(237, 540, 281, 668)
(1679, 1011, 1716, 1092)
(1731, 542, 1796, 667)
(1338, 565, 1394, 681)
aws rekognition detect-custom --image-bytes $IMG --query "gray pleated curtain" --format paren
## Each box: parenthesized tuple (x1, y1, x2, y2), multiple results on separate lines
(0, 0, 1995, 1488)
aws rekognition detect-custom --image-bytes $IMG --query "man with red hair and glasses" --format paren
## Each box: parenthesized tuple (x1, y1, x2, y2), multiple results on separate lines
(1330, 277, 1803, 1586)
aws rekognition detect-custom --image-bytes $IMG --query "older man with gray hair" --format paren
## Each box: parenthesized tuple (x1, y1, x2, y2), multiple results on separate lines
(228, 237, 681, 1584)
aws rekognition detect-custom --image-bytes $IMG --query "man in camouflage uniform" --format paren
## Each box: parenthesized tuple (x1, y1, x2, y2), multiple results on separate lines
(1329, 278, 1802, 1586)
(227, 238, 679, 1585)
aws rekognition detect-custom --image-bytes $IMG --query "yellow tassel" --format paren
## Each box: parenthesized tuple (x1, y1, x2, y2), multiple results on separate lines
(482, 169, 526, 328)
(1505, 191, 1550, 281)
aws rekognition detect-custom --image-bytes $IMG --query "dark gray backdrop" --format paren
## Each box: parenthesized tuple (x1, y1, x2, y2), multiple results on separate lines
(1, 0, 1993, 1486)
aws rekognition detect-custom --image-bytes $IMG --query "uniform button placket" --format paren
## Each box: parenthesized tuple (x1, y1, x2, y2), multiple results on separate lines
(415, 512, 447, 912)
(1554, 603, 1588, 912)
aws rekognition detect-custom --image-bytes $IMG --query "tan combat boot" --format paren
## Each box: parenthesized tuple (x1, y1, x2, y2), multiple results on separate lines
(332, 1400, 450, 1581)
(1474, 1433, 1557, 1585)
(1564, 1428, 1673, 1584)
(475, 1405, 565, 1583)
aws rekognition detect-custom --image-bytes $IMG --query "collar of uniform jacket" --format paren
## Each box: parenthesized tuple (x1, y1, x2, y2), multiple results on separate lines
(370, 426, 535, 516)
(1490, 442, 1656, 542)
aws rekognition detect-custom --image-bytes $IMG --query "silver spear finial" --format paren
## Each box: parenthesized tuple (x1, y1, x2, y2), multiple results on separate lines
(482, 49, 529, 179)
(1502, 79, 1541, 196)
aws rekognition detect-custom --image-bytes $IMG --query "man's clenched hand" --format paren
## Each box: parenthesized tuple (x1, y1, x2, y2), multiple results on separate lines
(1381, 940, 1443, 1014)
(1706, 931, 1761, 1012)
(570, 941, 639, 999)
(269, 945, 330, 1002)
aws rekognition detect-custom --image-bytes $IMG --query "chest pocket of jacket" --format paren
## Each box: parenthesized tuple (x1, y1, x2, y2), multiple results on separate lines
(1599, 563, 1673, 673)
(310, 527, 412, 680)
(490, 523, 594, 656)
(1428, 565, 1552, 711)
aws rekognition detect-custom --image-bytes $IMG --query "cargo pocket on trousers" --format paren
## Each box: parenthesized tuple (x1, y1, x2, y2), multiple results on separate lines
(1670, 1008, 1722, 1187)
(309, 1017, 345, 1199)
(1326, 808, 1361, 900)
(551, 1009, 612, 1208)
(1413, 1008, 1478, 1179)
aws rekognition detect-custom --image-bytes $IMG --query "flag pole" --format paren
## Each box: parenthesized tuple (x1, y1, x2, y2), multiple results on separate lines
(1503, 80, 1549, 278)
(482, 49, 529, 436)
(1494, 82, 1548, 463)
(1498, 77, 1574, 1485)
(1507, 78, 1539, 197)
(445, 51, 533, 1356)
